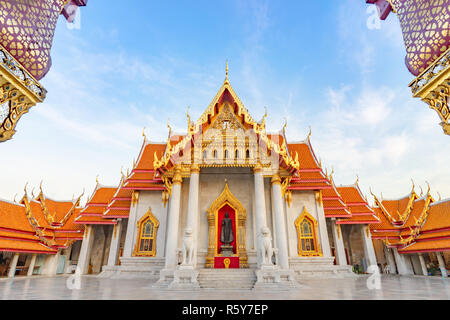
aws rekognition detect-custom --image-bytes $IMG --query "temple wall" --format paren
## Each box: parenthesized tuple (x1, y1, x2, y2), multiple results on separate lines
(90, 225, 110, 273)
(372, 239, 387, 266)
(285, 190, 319, 258)
(133, 191, 168, 258)
(195, 168, 257, 262)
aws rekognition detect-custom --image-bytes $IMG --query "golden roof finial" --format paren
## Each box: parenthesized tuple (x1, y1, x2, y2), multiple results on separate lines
(425, 181, 431, 195)
(419, 186, 424, 197)
(13, 193, 17, 203)
(167, 119, 172, 136)
(355, 174, 360, 185)
(225, 60, 229, 81)
(95, 175, 99, 184)
(308, 126, 312, 140)
(437, 191, 442, 201)
(142, 127, 147, 141)
(24, 182, 28, 194)
(411, 178, 415, 194)
(282, 117, 288, 136)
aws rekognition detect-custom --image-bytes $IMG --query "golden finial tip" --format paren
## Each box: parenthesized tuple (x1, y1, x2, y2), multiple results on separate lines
(225, 60, 229, 80)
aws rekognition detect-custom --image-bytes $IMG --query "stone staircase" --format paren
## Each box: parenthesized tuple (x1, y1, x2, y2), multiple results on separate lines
(197, 269, 257, 289)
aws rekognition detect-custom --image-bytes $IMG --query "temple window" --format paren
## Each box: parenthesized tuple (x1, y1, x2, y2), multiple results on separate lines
(294, 208, 322, 257)
(224, 149, 229, 159)
(133, 208, 159, 257)
(246, 149, 250, 159)
(235, 149, 239, 159)
(203, 150, 207, 159)
(213, 149, 218, 158)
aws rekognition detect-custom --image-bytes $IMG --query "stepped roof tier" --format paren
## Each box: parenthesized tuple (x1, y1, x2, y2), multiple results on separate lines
(370, 184, 450, 253)
(398, 199, 450, 253)
(0, 200, 56, 254)
(322, 175, 351, 218)
(0, 184, 85, 253)
(75, 182, 118, 225)
(335, 183, 380, 225)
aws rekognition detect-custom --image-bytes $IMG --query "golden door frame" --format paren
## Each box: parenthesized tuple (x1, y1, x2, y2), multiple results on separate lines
(206, 183, 248, 268)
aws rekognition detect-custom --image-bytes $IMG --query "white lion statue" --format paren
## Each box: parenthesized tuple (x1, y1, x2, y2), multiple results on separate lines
(181, 227, 194, 266)
(259, 227, 273, 266)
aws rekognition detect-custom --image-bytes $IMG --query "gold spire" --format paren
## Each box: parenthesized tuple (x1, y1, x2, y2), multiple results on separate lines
(225, 60, 229, 82)
(142, 127, 147, 141)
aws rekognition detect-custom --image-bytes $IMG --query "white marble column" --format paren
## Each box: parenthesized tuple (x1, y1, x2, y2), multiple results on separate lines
(360, 225, 377, 269)
(27, 254, 37, 276)
(164, 166, 183, 269)
(384, 246, 397, 274)
(107, 220, 123, 267)
(185, 165, 200, 266)
(77, 225, 95, 275)
(315, 192, 332, 258)
(436, 252, 448, 277)
(254, 164, 268, 237)
(271, 174, 289, 269)
(254, 164, 270, 267)
(7, 253, 19, 278)
(418, 253, 428, 276)
(392, 248, 413, 275)
(331, 219, 347, 265)
(123, 191, 139, 258)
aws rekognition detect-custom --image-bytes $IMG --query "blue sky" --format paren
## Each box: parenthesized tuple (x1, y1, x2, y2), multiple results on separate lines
(1, 0, 448, 203)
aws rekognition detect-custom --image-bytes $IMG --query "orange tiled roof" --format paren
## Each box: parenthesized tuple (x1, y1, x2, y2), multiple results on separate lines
(0, 238, 57, 254)
(79, 184, 119, 225)
(336, 185, 379, 225)
(322, 178, 351, 218)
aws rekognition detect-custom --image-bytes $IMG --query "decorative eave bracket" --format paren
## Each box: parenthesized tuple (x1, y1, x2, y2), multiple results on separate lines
(0, 45, 47, 142)
(409, 48, 450, 135)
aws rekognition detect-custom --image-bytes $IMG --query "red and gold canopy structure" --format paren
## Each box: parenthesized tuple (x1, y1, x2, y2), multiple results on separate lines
(366, 0, 450, 135)
(0, 0, 87, 142)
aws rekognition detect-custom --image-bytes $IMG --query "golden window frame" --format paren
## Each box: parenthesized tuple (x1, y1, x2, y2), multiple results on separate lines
(133, 208, 159, 257)
(294, 207, 322, 257)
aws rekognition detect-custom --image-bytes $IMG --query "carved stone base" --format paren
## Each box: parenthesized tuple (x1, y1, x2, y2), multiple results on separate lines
(153, 268, 175, 288)
(252, 265, 292, 291)
(168, 267, 200, 290)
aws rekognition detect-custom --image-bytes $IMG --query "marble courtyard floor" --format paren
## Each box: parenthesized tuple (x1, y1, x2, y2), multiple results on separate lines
(0, 274, 449, 300)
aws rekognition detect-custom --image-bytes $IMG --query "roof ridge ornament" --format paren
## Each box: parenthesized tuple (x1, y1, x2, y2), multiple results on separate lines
(225, 60, 229, 83)
(142, 127, 147, 141)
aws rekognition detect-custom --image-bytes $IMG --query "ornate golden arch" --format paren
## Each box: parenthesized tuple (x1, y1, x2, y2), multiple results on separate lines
(206, 183, 248, 268)
(133, 208, 159, 257)
(294, 207, 322, 257)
